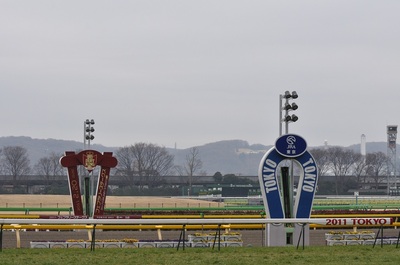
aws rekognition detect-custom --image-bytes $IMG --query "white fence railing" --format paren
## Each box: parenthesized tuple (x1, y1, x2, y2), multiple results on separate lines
(0, 217, 393, 226)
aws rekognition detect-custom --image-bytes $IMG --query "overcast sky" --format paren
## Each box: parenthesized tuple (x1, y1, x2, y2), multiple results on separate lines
(1, 1, 399, 149)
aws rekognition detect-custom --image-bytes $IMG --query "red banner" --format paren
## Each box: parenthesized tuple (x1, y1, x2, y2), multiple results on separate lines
(93, 167, 110, 216)
(66, 166, 84, 215)
(93, 152, 117, 216)
(60, 151, 83, 216)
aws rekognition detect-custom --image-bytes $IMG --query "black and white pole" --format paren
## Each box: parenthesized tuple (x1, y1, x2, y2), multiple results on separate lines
(84, 119, 95, 217)
(278, 91, 299, 245)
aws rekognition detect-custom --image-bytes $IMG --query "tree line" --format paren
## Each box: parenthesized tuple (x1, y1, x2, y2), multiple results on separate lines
(0, 143, 204, 194)
(0, 144, 394, 195)
(310, 147, 390, 195)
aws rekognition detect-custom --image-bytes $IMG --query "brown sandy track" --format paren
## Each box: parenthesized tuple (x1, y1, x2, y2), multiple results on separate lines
(0, 195, 223, 208)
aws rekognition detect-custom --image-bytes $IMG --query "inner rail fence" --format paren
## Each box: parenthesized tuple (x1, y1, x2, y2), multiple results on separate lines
(1, 203, 400, 215)
(1, 218, 399, 251)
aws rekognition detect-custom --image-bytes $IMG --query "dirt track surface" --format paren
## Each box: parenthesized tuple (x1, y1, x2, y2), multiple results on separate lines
(1, 196, 399, 249)
(0, 195, 223, 209)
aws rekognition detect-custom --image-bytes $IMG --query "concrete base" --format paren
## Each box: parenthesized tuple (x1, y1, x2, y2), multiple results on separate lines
(294, 223, 310, 247)
(266, 223, 310, 247)
(266, 224, 286, 246)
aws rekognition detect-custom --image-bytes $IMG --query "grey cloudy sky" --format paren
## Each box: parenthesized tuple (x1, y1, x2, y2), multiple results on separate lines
(1, 1, 399, 149)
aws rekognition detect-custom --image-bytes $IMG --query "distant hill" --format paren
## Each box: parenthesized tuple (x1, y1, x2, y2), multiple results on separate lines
(168, 140, 272, 175)
(347, 142, 389, 154)
(0, 136, 392, 176)
(0, 136, 117, 165)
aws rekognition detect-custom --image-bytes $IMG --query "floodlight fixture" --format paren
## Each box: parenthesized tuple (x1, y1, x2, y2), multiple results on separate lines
(291, 114, 298, 122)
(291, 102, 298, 110)
(83, 118, 95, 149)
(284, 91, 291, 99)
(279, 91, 299, 135)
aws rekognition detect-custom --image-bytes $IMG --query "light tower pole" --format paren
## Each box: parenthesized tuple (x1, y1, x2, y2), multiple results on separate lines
(387, 125, 397, 195)
(83, 119, 95, 216)
(278, 91, 298, 245)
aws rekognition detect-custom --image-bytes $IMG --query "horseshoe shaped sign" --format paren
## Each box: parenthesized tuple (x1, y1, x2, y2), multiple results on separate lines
(258, 134, 318, 219)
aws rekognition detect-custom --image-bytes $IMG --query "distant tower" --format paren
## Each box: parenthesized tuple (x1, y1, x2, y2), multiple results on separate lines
(387, 125, 398, 194)
(361, 134, 366, 156)
(324, 140, 328, 150)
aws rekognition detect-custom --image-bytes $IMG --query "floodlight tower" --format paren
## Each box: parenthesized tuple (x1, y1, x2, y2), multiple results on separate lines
(278, 91, 299, 245)
(279, 91, 298, 136)
(84, 119, 95, 149)
(387, 125, 397, 195)
(83, 119, 95, 217)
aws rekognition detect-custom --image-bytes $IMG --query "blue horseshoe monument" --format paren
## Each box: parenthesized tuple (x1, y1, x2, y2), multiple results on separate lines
(258, 134, 318, 246)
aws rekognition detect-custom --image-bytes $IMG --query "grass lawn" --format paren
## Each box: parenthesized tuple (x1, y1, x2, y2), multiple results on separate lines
(1, 246, 399, 265)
